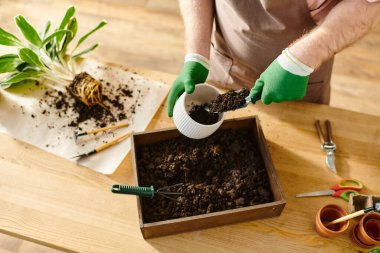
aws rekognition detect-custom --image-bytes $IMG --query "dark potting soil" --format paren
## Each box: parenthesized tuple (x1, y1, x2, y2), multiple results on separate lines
(208, 88, 250, 113)
(352, 195, 368, 211)
(189, 104, 219, 125)
(137, 128, 273, 223)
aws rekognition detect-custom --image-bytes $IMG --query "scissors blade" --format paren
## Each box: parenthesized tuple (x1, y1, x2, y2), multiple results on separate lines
(296, 190, 335, 198)
(325, 151, 337, 174)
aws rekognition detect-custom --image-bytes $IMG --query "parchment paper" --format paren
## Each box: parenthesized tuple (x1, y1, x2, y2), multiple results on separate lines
(0, 59, 169, 174)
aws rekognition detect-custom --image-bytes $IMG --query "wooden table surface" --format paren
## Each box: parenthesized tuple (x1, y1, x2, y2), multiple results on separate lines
(0, 63, 379, 253)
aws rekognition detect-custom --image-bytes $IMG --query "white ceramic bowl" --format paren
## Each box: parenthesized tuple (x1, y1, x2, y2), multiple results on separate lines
(173, 83, 226, 139)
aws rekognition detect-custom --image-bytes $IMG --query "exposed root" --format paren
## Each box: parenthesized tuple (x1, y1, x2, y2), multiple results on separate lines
(69, 72, 104, 107)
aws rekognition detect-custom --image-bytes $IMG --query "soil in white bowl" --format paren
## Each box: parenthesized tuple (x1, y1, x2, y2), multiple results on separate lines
(188, 103, 219, 125)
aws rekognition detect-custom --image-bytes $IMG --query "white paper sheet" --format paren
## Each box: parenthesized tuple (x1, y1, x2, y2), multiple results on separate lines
(0, 59, 169, 174)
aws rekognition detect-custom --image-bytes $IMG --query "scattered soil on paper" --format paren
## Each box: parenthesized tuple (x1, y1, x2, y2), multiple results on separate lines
(39, 77, 140, 128)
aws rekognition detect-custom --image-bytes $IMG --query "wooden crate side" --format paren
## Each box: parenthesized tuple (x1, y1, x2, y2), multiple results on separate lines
(142, 201, 286, 238)
(254, 118, 286, 202)
(133, 127, 181, 146)
(131, 135, 145, 230)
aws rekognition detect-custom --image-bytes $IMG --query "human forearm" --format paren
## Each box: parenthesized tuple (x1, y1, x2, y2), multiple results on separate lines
(179, 0, 214, 59)
(290, 0, 380, 69)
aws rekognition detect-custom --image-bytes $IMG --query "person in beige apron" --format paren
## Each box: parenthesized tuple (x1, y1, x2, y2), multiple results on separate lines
(167, 0, 380, 117)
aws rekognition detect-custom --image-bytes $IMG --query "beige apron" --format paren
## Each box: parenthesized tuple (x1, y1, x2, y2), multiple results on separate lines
(208, 0, 333, 104)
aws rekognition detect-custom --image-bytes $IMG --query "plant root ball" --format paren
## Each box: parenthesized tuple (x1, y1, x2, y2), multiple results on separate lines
(69, 72, 103, 107)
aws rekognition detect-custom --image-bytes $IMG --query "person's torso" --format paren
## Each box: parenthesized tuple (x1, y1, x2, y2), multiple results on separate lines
(208, 0, 334, 104)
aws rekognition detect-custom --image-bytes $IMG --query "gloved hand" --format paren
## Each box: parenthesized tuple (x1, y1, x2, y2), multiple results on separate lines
(250, 48, 314, 104)
(167, 53, 209, 117)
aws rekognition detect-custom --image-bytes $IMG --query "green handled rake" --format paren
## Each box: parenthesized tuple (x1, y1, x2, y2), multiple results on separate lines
(111, 183, 183, 201)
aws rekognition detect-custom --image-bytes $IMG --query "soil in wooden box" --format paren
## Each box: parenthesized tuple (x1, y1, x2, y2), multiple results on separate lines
(137, 128, 274, 223)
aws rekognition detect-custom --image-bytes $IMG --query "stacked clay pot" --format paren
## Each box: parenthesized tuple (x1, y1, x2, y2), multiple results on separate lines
(350, 212, 380, 249)
(315, 204, 350, 237)
(315, 204, 380, 250)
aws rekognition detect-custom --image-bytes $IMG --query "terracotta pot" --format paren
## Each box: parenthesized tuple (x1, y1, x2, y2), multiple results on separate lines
(356, 213, 380, 246)
(315, 204, 350, 238)
(351, 222, 375, 249)
(365, 219, 380, 240)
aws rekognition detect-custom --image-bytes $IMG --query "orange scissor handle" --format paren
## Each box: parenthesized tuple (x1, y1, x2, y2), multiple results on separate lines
(330, 179, 363, 191)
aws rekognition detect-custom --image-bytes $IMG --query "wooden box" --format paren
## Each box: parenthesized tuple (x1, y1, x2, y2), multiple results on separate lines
(131, 116, 286, 238)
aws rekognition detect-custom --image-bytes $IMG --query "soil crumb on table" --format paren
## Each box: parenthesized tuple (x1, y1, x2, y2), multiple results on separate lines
(189, 104, 219, 125)
(137, 128, 273, 223)
(208, 88, 250, 113)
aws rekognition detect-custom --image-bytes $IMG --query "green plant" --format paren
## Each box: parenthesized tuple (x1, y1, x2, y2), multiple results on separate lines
(0, 6, 107, 106)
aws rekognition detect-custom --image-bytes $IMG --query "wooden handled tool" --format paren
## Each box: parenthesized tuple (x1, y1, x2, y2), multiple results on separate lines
(74, 122, 129, 140)
(325, 203, 380, 226)
(96, 131, 132, 152)
(72, 130, 133, 160)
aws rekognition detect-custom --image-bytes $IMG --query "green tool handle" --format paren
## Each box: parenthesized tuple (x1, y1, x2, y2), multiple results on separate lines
(111, 185, 154, 198)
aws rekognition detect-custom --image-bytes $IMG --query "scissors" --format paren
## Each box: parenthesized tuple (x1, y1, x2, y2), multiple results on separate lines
(295, 179, 363, 201)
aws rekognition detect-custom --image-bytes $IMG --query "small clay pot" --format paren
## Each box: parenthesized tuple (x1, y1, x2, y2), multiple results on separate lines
(357, 213, 380, 246)
(315, 204, 350, 238)
(365, 219, 380, 240)
(351, 222, 375, 249)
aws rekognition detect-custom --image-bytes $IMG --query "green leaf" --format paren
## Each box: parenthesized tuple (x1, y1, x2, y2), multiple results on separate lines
(16, 62, 39, 72)
(41, 21, 51, 39)
(72, 43, 98, 59)
(50, 45, 58, 59)
(45, 41, 52, 52)
(73, 20, 106, 52)
(18, 48, 44, 69)
(56, 6, 76, 46)
(60, 18, 77, 54)
(0, 71, 41, 89)
(15, 15, 42, 46)
(41, 29, 72, 47)
(0, 27, 23, 47)
(0, 54, 23, 73)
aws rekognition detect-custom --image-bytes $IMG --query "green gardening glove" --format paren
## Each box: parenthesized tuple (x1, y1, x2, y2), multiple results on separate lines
(167, 54, 209, 117)
(250, 48, 314, 105)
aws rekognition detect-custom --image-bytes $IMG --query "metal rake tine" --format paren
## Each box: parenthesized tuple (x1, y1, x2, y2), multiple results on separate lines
(73, 131, 87, 142)
(71, 153, 89, 160)
(71, 154, 83, 159)
(157, 193, 182, 202)
(157, 183, 184, 192)
(157, 191, 183, 195)
(157, 183, 183, 191)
